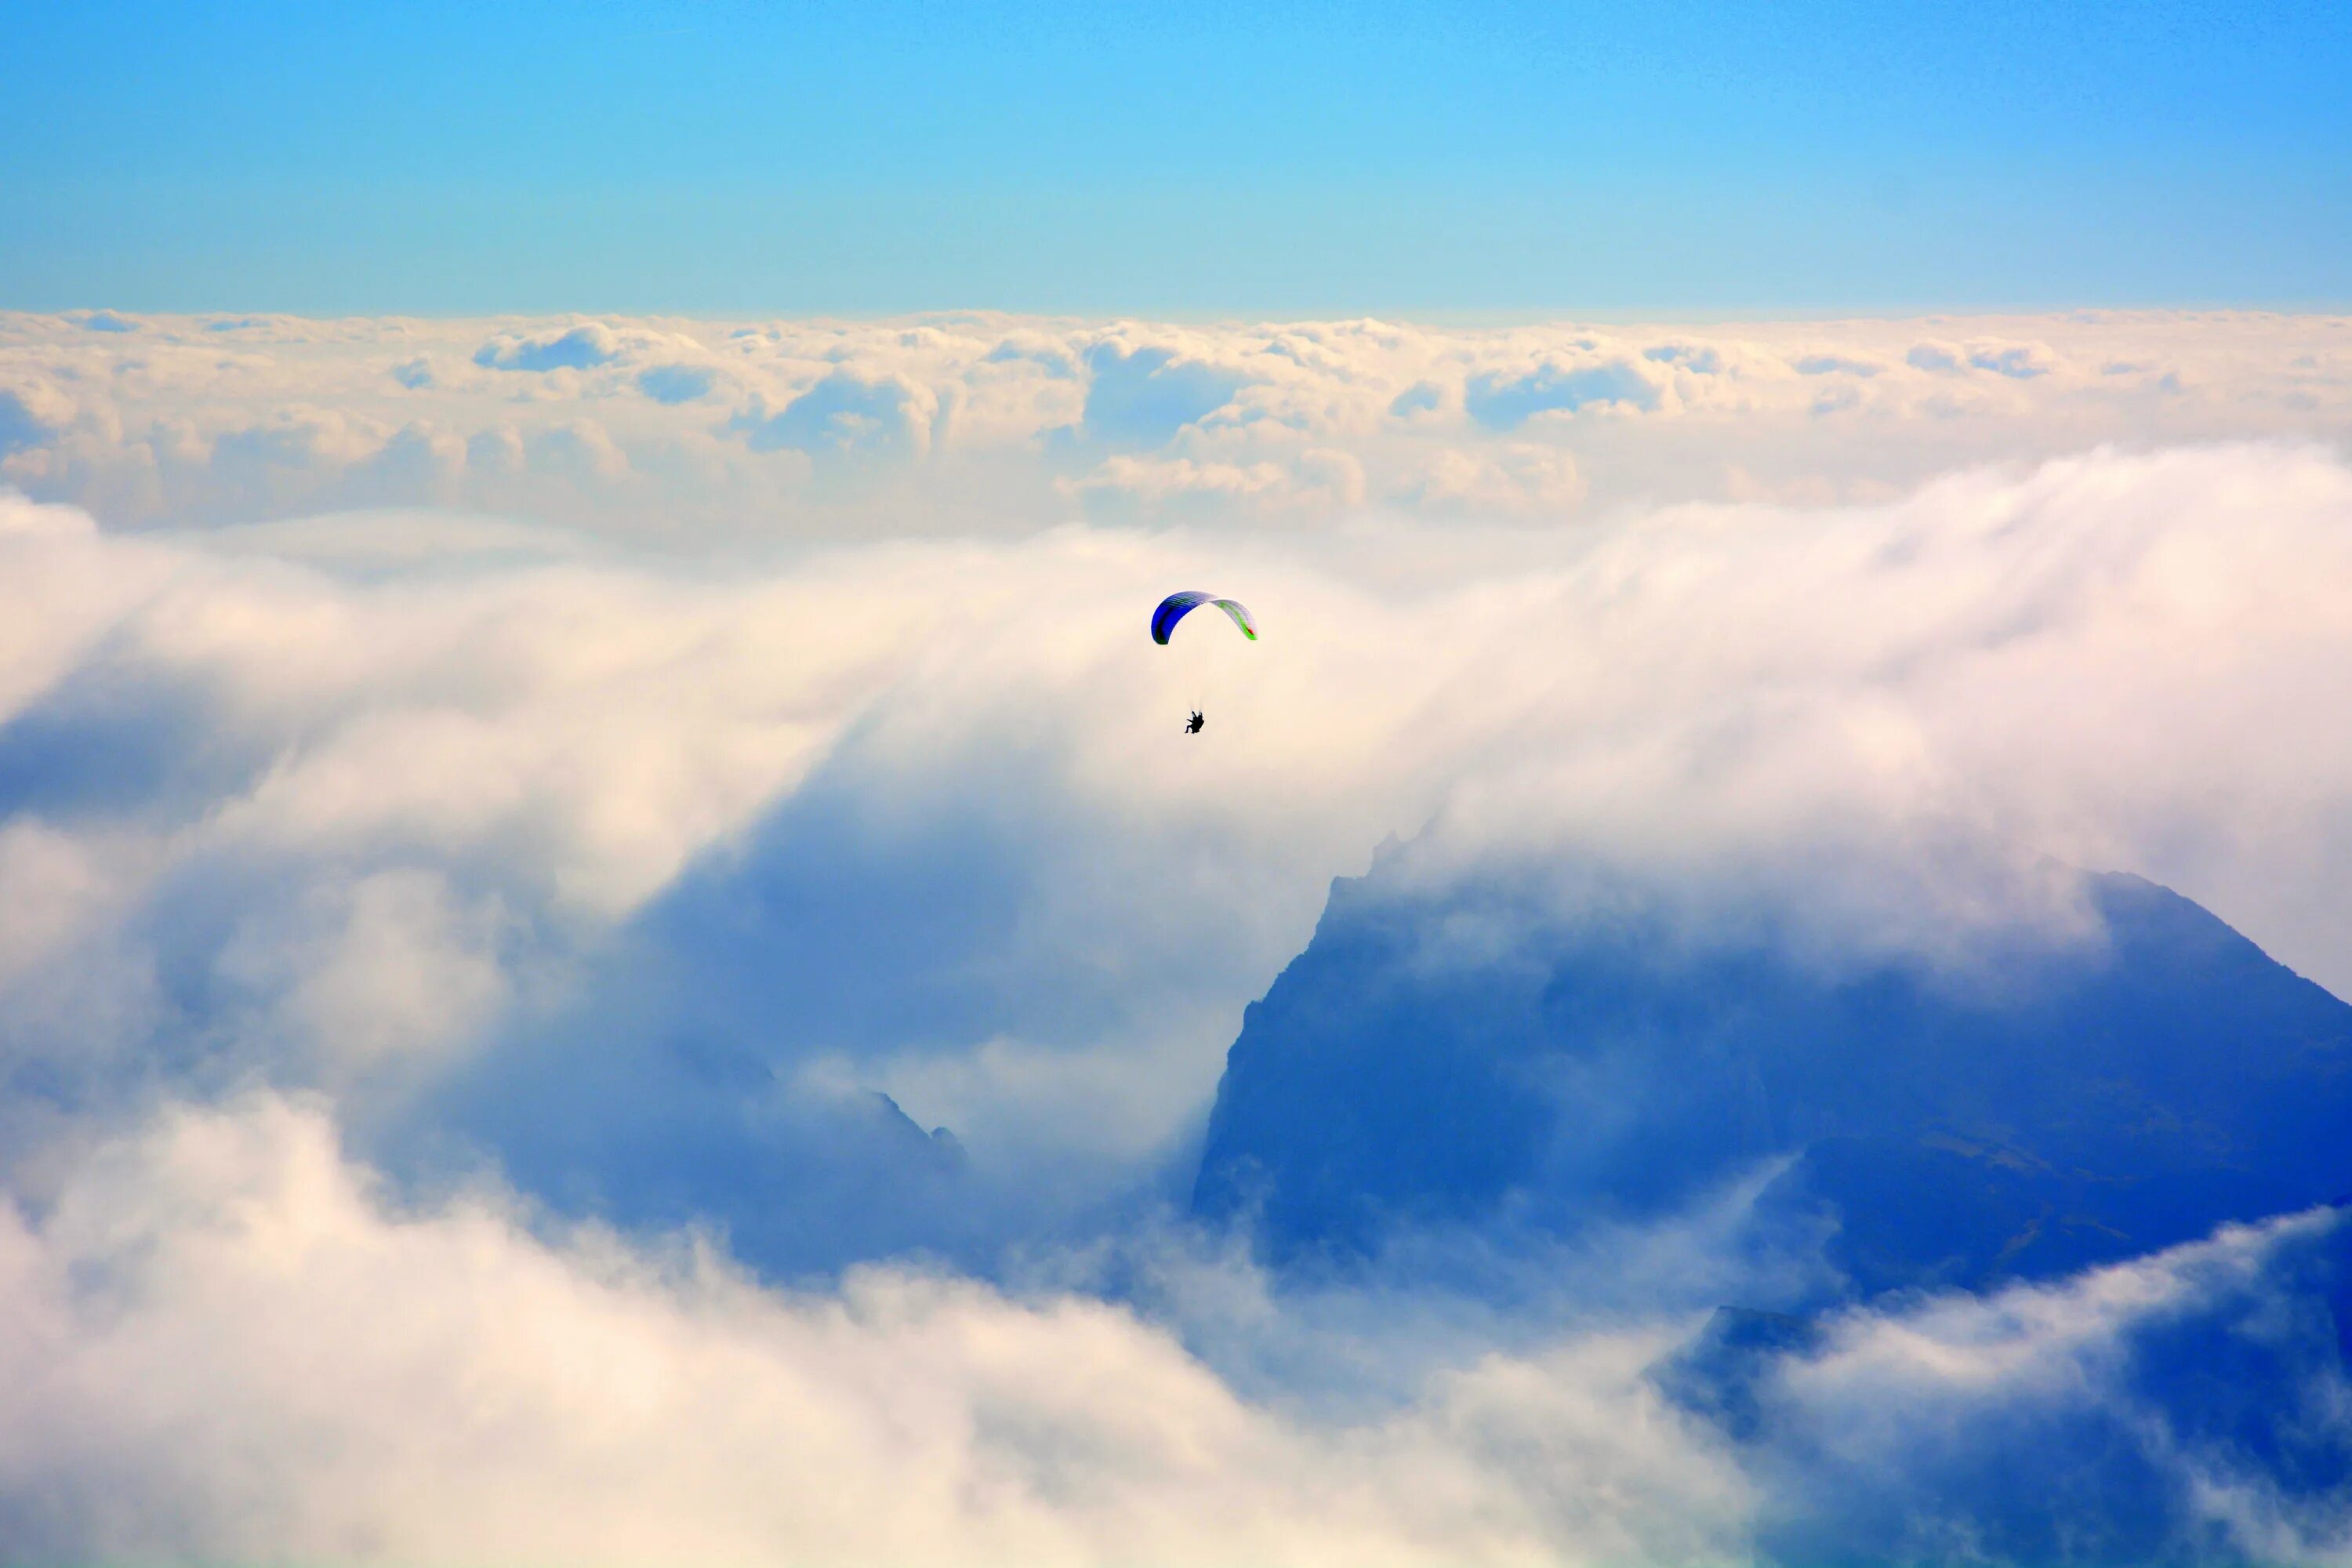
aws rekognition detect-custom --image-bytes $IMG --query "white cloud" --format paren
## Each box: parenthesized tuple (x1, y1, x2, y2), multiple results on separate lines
(634, 363, 717, 405)
(9, 438, 2352, 1154)
(1966, 340, 2059, 379)
(1, 310, 2342, 535)
(0, 384, 71, 456)
(726, 370, 938, 460)
(1062, 448, 1367, 517)
(216, 869, 513, 1080)
(0, 1094, 1751, 1568)
(0, 821, 120, 985)
(1405, 442, 1585, 513)
(1908, 340, 1965, 372)
(528, 418, 632, 482)
(1465, 358, 1668, 426)
(474, 321, 626, 372)
(0, 1099, 2337, 1567)
(1756, 1209, 2352, 1563)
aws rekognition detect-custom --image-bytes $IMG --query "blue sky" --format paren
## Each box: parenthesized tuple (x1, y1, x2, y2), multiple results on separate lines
(5, 0, 2347, 313)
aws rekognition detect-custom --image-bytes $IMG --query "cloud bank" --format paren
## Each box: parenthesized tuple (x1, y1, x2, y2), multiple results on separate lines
(1, 1098, 2341, 1566)
(2, 310, 2345, 539)
(2, 311, 2351, 1562)
(0, 1095, 1755, 1568)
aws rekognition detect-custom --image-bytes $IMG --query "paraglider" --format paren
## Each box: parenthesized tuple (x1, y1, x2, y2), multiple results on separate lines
(1152, 593, 1256, 733)
(1151, 592, 1257, 645)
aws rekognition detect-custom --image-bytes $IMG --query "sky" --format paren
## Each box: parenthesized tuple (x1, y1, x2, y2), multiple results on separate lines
(4, 0, 2349, 314)
(6, 4, 2352, 1564)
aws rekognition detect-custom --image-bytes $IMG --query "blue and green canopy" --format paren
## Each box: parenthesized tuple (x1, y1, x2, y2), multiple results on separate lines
(1152, 591, 1258, 644)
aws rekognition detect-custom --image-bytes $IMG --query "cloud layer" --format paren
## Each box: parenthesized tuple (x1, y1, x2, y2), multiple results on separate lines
(3, 312, 2352, 1562)
(3, 310, 2347, 539)
(1, 1096, 2342, 1566)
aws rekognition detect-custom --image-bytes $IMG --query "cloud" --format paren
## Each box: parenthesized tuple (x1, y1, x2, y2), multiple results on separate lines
(1645, 343, 1725, 373)
(728, 371, 936, 459)
(1793, 354, 1882, 376)
(215, 868, 511, 1080)
(1062, 448, 1366, 517)
(0, 819, 118, 986)
(1080, 344, 1247, 446)
(636, 363, 716, 404)
(0, 388, 64, 456)
(1388, 380, 1444, 417)
(982, 336, 1079, 378)
(528, 417, 631, 481)
(1403, 442, 1585, 512)
(0, 1094, 1753, 1568)
(1465, 359, 1663, 427)
(210, 408, 385, 472)
(78, 310, 138, 333)
(1901, 339, 2060, 381)
(352, 420, 466, 503)
(1744, 1209, 2352, 1564)
(0, 308, 2345, 536)
(465, 423, 526, 477)
(474, 322, 623, 372)
(0, 1098, 2341, 1566)
(1968, 340, 2058, 379)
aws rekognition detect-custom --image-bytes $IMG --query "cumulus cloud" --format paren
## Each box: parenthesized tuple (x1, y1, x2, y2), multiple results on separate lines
(1080, 344, 1248, 446)
(727, 370, 936, 459)
(1404, 442, 1585, 513)
(212, 407, 385, 473)
(0, 1094, 1753, 1568)
(1388, 379, 1444, 417)
(1904, 339, 2062, 381)
(1466, 358, 1664, 427)
(1793, 354, 1882, 376)
(1967, 340, 2058, 378)
(474, 321, 623, 372)
(528, 417, 631, 481)
(1062, 448, 1366, 518)
(0, 308, 2343, 535)
(0, 388, 63, 456)
(0, 1098, 2339, 1566)
(1644, 342, 1726, 373)
(635, 363, 716, 404)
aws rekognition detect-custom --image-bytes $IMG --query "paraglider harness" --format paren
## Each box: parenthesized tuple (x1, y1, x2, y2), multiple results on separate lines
(1185, 710, 1205, 734)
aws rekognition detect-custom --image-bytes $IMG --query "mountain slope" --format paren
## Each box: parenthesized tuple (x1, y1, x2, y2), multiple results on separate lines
(1191, 860, 2352, 1296)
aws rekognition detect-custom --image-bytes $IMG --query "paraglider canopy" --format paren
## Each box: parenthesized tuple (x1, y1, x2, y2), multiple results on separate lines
(1152, 591, 1258, 644)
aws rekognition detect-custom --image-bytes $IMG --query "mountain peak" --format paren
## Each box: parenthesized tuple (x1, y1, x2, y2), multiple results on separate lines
(1192, 858, 2352, 1299)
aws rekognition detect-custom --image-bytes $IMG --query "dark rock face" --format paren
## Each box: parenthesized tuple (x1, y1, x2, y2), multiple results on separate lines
(1191, 862, 2352, 1297)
